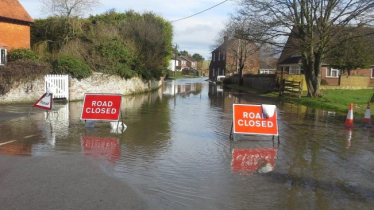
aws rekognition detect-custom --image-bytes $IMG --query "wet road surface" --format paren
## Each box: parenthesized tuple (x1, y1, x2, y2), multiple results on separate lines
(0, 77, 373, 210)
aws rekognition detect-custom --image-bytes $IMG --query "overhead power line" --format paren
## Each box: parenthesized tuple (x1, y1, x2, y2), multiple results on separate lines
(170, 0, 229, 23)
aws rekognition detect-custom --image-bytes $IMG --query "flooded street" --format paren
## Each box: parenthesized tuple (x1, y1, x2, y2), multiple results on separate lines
(1, 77, 374, 210)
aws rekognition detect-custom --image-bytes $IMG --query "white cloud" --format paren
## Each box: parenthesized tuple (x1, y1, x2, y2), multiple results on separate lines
(19, 0, 237, 59)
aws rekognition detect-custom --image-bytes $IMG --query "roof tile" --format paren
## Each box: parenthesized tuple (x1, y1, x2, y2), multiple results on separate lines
(0, 0, 34, 23)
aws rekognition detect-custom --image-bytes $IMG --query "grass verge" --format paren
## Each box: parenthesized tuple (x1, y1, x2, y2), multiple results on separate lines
(226, 84, 374, 116)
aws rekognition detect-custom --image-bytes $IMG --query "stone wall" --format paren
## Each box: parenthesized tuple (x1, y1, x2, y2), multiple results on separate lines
(0, 77, 45, 104)
(0, 73, 163, 104)
(69, 73, 163, 101)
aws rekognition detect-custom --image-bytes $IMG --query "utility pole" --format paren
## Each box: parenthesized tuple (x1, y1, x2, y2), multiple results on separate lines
(174, 43, 178, 79)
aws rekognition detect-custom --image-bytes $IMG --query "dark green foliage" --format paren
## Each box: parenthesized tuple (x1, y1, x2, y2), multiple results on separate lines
(8, 49, 39, 61)
(192, 53, 204, 62)
(0, 60, 50, 94)
(52, 55, 92, 79)
(327, 30, 374, 75)
(31, 10, 173, 81)
(87, 38, 137, 78)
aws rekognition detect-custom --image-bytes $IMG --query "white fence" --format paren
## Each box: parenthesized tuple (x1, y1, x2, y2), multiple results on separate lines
(45, 75, 69, 100)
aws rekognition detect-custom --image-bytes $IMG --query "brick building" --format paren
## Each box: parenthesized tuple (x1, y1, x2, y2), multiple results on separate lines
(277, 27, 374, 88)
(209, 36, 259, 81)
(0, 0, 34, 65)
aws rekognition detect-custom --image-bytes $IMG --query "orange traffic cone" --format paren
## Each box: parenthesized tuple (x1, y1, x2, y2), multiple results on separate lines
(345, 103, 354, 128)
(363, 103, 372, 128)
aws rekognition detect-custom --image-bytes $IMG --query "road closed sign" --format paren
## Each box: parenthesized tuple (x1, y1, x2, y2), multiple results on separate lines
(81, 94, 122, 121)
(233, 104, 278, 136)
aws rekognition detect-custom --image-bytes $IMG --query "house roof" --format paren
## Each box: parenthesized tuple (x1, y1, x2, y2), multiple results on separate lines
(171, 54, 183, 61)
(278, 55, 302, 65)
(180, 56, 196, 63)
(278, 26, 374, 65)
(0, 0, 34, 23)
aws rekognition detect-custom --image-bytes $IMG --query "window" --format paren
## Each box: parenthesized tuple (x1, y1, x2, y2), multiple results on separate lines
(212, 68, 215, 76)
(218, 52, 220, 61)
(212, 53, 215, 61)
(326, 67, 340, 78)
(371, 68, 374, 78)
(289, 66, 303, 74)
(0, 49, 6, 65)
(260, 69, 275, 74)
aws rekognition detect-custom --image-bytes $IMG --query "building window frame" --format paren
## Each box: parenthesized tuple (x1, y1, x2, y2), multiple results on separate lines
(0, 48, 7, 66)
(289, 65, 303, 74)
(371, 68, 374, 78)
(259, 69, 275, 74)
(326, 67, 340, 78)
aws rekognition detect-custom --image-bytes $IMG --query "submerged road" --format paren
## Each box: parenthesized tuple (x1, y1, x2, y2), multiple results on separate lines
(0, 153, 147, 210)
(0, 108, 147, 210)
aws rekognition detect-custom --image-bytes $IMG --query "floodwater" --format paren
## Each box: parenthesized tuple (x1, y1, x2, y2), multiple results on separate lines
(1, 77, 374, 210)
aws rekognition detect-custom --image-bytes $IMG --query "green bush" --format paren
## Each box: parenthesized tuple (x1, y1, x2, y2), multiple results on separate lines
(8, 49, 39, 61)
(52, 55, 92, 79)
(0, 60, 50, 95)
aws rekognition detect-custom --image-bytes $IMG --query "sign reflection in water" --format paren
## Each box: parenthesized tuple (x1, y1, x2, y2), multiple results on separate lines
(231, 148, 277, 175)
(81, 136, 121, 162)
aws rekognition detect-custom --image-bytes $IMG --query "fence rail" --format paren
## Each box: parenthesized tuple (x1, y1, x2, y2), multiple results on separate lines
(279, 79, 303, 98)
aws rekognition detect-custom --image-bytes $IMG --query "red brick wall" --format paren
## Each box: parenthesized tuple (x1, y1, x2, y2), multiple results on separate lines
(321, 67, 339, 85)
(0, 20, 31, 50)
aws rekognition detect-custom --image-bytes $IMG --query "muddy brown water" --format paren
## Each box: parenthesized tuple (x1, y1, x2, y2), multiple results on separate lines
(1, 78, 373, 210)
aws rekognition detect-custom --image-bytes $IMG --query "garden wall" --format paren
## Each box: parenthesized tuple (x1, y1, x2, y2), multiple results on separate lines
(0, 73, 163, 104)
(231, 74, 277, 91)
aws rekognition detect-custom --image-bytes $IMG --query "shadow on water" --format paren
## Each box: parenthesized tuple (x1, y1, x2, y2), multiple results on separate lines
(1, 78, 374, 210)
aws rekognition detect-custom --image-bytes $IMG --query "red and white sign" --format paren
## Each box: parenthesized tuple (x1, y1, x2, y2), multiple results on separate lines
(33, 93, 53, 110)
(231, 148, 277, 174)
(81, 135, 121, 162)
(233, 104, 278, 136)
(81, 94, 122, 121)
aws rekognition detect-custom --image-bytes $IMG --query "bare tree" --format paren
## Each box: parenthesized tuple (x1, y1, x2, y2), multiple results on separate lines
(41, 0, 101, 18)
(237, 0, 374, 97)
(218, 17, 260, 86)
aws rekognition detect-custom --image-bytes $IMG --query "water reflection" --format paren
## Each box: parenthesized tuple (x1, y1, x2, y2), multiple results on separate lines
(231, 147, 277, 174)
(81, 135, 121, 162)
(162, 79, 202, 97)
(0, 78, 374, 209)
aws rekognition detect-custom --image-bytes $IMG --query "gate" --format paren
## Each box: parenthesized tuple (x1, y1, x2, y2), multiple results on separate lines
(45, 75, 69, 100)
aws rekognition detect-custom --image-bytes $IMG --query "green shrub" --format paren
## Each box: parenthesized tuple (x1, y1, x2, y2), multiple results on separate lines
(52, 55, 92, 79)
(8, 49, 39, 61)
(0, 60, 50, 95)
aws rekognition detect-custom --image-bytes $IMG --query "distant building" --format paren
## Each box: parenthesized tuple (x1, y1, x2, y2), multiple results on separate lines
(168, 55, 182, 71)
(209, 36, 260, 81)
(277, 27, 374, 87)
(180, 56, 197, 70)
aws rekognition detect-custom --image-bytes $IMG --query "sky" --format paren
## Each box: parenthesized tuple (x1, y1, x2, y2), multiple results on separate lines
(18, 0, 239, 60)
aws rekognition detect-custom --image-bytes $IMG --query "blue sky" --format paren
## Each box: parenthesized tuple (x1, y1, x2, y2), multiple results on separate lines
(19, 0, 238, 60)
